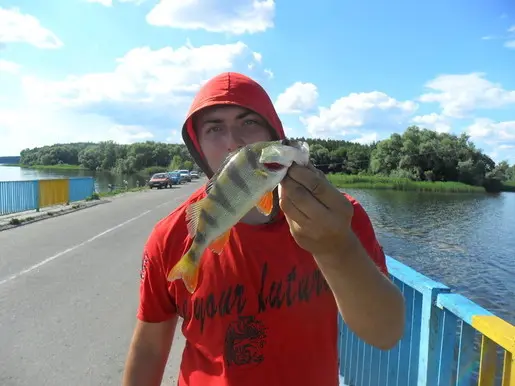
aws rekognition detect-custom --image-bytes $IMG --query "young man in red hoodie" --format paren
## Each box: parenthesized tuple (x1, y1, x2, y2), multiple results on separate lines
(122, 72, 405, 386)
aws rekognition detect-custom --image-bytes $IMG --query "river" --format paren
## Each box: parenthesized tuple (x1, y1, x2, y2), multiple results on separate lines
(1, 165, 514, 325)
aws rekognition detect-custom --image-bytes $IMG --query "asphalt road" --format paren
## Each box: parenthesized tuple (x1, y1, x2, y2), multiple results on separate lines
(0, 181, 205, 386)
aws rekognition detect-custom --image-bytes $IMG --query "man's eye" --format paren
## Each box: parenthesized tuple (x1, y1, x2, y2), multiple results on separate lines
(244, 119, 259, 126)
(206, 126, 222, 133)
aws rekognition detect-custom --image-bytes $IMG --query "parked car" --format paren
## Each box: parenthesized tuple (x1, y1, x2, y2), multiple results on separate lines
(178, 169, 192, 182)
(189, 171, 199, 179)
(167, 171, 182, 185)
(148, 173, 172, 189)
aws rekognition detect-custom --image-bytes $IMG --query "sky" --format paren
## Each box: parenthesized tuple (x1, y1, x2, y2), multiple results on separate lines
(0, 0, 514, 164)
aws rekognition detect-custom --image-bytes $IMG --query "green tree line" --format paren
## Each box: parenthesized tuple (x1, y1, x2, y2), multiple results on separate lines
(18, 126, 515, 190)
(19, 141, 199, 175)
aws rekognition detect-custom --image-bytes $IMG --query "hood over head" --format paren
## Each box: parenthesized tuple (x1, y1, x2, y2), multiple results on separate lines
(181, 72, 286, 177)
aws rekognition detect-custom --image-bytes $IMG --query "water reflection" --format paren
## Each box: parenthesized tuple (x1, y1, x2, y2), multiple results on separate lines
(343, 188, 515, 325)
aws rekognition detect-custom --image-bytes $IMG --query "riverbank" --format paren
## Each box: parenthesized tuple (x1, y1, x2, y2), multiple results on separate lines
(327, 174, 486, 193)
(3, 163, 87, 170)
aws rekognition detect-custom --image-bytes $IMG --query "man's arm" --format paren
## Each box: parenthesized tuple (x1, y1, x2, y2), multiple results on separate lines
(122, 317, 178, 386)
(315, 198, 405, 350)
(122, 233, 179, 385)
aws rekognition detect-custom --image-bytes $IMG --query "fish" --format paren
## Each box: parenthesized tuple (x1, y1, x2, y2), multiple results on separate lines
(167, 139, 310, 293)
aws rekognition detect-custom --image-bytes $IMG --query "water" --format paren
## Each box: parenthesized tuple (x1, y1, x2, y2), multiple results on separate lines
(1, 165, 514, 325)
(0, 165, 150, 193)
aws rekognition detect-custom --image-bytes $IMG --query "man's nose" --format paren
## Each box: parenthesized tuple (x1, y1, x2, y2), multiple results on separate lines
(226, 130, 245, 152)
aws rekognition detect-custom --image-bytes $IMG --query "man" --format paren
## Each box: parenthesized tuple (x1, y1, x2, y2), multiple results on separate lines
(122, 72, 405, 386)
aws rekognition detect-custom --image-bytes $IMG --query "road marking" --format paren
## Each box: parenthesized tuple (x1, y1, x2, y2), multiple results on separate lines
(0, 209, 152, 286)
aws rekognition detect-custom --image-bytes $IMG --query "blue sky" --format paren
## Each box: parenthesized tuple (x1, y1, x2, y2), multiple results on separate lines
(1, 0, 514, 164)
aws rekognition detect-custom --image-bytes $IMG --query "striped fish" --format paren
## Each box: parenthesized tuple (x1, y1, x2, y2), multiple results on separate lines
(167, 139, 310, 293)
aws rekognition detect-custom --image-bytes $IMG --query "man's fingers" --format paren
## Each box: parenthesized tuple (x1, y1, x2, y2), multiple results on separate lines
(287, 163, 329, 198)
(280, 175, 330, 220)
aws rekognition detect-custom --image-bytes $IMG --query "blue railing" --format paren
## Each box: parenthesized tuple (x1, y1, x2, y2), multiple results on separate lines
(0, 177, 95, 216)
(338, 255, 515, 386)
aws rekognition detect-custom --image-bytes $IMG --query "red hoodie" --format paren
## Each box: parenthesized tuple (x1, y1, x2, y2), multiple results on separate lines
(137, 72, 388, 386)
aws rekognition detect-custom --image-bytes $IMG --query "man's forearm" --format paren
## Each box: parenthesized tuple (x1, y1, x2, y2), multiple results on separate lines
(122, 343, 169, 386)
(314, 234, 405, 350)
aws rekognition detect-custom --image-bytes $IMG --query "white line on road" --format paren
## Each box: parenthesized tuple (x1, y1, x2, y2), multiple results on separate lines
(0, 209, 152, 286)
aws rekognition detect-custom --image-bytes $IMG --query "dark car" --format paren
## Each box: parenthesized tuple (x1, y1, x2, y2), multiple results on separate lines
(148, 173, 172, 189)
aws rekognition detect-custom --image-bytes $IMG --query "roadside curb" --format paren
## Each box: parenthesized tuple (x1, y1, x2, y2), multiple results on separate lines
(0, 199, 109, 232)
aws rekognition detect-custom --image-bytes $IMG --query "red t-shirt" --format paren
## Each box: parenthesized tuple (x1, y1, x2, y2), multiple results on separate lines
(137, 186, 388, 386)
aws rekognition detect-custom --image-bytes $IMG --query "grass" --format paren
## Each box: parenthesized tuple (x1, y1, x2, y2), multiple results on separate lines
(85, 186, 150, 200)
(501, 181, 515, 192)
(327, 174, 485, 193)
(4, 163, 86, 170)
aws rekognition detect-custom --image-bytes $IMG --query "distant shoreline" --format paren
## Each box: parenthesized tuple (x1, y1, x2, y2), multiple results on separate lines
(327, 174, 515, 193)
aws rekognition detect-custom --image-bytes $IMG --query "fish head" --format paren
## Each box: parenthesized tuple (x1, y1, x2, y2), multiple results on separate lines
(249, 139, 311, 177)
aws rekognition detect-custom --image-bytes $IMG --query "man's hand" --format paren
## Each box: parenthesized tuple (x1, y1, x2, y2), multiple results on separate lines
(278, 163, 354, 258)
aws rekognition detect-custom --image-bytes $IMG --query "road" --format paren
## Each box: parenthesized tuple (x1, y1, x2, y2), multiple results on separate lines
(0, 181, 205, 386)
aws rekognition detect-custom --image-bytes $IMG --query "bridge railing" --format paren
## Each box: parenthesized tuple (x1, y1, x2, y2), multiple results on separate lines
(0, 177, 95, 216)
(338, 255, 515, 386)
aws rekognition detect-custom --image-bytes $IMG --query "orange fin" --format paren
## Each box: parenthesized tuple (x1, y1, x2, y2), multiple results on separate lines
(167, 252, 200, 294)
(208, 229, 231, 254)
(256, 191, 274, 216)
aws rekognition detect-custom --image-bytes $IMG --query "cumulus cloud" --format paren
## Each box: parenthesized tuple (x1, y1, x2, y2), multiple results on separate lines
(419, 73, 515, 118)
(146, 0, 275, 35)
(0, 105, 157, 156)
(0, 7, 63, 49)
(275, 82, 319, 114)
(0, 59, 20, 74)
(466, 118, 515, 163)
(412, 113, 451, 133)
(4, 41, 269, 155)
(21, 41, 268, 128)
(300, 91, 417, 138)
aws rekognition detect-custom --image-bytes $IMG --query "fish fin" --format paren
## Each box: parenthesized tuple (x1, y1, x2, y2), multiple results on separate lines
(256, 190, 274, 216)
(208, 229, 231, 254)
(167, 252, 200, 294)
(185, 199, 205, 238)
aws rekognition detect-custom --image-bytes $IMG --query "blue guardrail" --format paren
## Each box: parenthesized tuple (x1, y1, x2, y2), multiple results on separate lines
(0, 177, 95, 216)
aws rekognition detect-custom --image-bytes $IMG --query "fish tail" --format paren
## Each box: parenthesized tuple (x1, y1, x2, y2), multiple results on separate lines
(167, 250, 199, 294)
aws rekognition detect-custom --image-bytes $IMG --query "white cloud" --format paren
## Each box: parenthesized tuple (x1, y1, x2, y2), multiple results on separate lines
(0, 106, 155, 155)
(0, 7, 63, 49)
(21, 41, 266, 122)
(412, 113, 451, 133)
(504, 40, 515, 49)
(509, 25, 515, 33)
(419, 73, 515, 118)
(146, 0, 275, 35)
(351, 132, 378, 145)
(300, 91, 417, 138)
(275, 82, 319, 114)
(467, 118, 515, 141)
(466, 118, 515, 163)
(4, 41, 269, 154)
(0, 59, 20, 74)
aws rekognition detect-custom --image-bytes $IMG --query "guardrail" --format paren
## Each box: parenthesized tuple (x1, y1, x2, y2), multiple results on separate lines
(338, 255, 515, 386)
(0, 177, 95, 216)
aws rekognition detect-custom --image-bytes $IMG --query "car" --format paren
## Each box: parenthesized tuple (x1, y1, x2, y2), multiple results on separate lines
(167, 171, 182, 185)
(189, 171, 199, 179)
(148, 173, 172, 189)
(178, 169, 192, 182)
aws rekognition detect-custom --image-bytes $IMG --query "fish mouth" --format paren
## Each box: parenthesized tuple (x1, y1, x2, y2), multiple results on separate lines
(263, 162, 287, 171)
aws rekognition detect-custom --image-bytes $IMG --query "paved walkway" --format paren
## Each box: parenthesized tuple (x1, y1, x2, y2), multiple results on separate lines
(0, 183, 203, 385)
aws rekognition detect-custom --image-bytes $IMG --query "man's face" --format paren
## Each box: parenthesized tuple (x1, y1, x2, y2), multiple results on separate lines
(194, 105, 274, 174)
